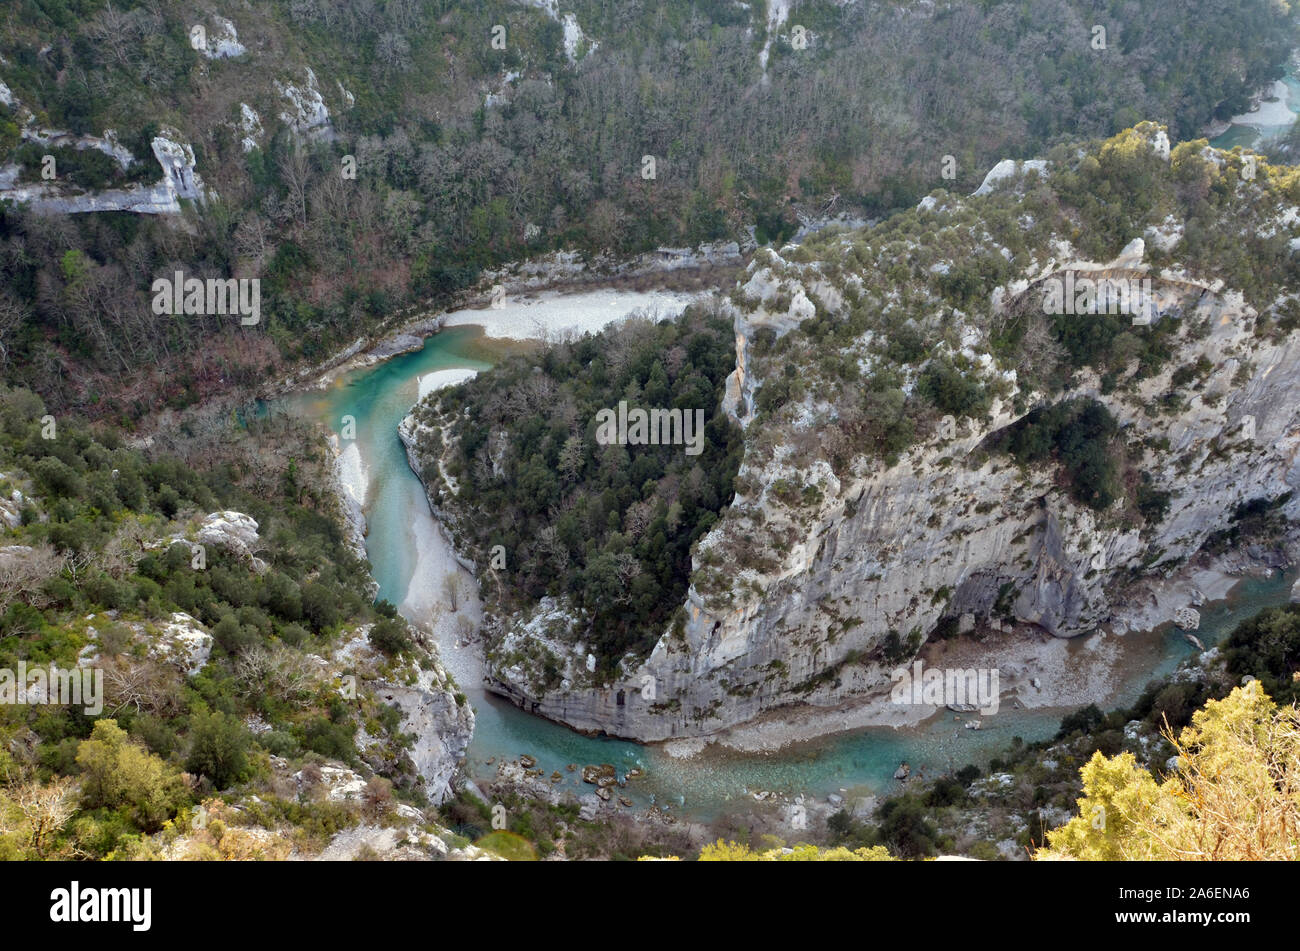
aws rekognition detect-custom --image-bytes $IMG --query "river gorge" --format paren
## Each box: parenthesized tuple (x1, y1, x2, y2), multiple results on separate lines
(276, 284, 1299, 823)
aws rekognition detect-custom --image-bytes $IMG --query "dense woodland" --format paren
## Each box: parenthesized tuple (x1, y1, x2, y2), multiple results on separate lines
(0, 0, 1293, 417)
(409, 303, 742, 667)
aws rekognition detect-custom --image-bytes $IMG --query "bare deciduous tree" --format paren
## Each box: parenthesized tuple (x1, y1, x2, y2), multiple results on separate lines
(0, 544, 65, 614)
(0, 290, 28, 369)
(102, 658, 183, 718)
(6, 777, 77, 858)
(441, 572, 460, 612)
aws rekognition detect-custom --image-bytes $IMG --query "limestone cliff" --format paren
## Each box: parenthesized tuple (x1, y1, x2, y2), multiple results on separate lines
(408, 125, 1300, 742)
(329, 631, 474, 806)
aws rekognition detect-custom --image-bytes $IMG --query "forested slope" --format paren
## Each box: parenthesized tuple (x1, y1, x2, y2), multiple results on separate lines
(0, 0, 1293, 418)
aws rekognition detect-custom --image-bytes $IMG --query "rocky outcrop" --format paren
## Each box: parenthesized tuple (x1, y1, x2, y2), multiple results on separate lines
(454, 148, 1300, 742)
(237, 103, 264, 153)
(374, 664, 474, 806)
(328, 632, 473, 806)
(148, 612, 214, 675)
(159, 763, 494, 860)
(1, 127, 209, 215)
(79, 611, 214, 676)
(195, 16, 247, 60)
(516, 0, 597, 63)
(195, 511, 260, 558)
(276, 68, 336, 141)
(971, 158, 1048, 197)
(20, 128, 137, 170)
(0, 480, 27, 528)
(155, 510, 267, 572)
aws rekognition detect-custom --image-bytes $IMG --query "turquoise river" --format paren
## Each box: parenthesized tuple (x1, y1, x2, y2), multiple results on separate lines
(278, 319, 1296, 823)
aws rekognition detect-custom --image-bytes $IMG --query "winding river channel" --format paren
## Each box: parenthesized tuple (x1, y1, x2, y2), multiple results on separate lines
(276, 289, 1297, 823)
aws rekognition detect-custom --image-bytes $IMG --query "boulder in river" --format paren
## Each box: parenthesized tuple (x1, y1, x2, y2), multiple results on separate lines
(581, 763, 617, 785)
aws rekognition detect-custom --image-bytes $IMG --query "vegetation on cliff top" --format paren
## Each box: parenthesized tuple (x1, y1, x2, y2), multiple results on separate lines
(830, 603, 1300, 860)
(1041, 683, 1300, 860)
(0, 384, 440, 858)
(690, 123, 1300, 617)
(409, 303, 742, 669)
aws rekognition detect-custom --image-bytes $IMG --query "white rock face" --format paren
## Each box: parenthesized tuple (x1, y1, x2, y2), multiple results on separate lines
(21, 127, 137, 170)
(296, 763, 369, 802)
(559, 12, 596, 61)
(758, 0, 793, 76)
(151, 132, 206, 202)
(1113, 237, 1146, 268)
(148, 612, 214, 676)
(276, 68, 335, 139)
(3, 182, 169, 214)
(329, 631, 474, 807)
(315, 818, 494, 860)
(196, 16, 247, 59)
(1, 127, 207, 214)
(375, 665, 473, 806)
(1144, 215, 1184, 253)
(485, 70, 523, 108)
(971, 158, 1049, 197)
(1152, 129, 1171, 160)
(0, 482, 25, 528)
(196, 511, 261, 560)
(238, 103, 263, 152)
(516, 0, 597, 62)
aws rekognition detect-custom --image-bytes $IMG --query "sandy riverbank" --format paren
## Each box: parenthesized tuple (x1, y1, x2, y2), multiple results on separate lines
(418, 367, 480, 400)
(327, 434, 372, 577)
(1228, 78, 1297, 128)
(335, 440, 369, 511)
(441, 287, 703, 341)
(401, 502, 485, 688)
